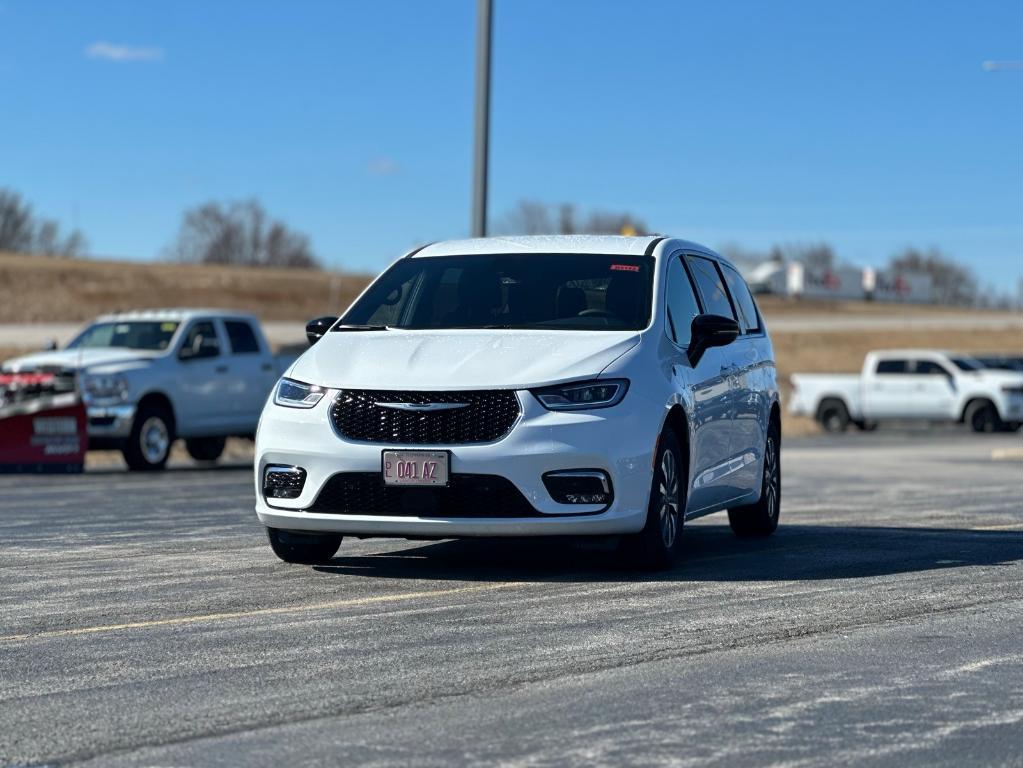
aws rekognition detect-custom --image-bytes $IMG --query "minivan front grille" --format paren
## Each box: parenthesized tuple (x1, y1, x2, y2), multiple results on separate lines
(329, 389, 520, 445)
(307, 472, 541, 517)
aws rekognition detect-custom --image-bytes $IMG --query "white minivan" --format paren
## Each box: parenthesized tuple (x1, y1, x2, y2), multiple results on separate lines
(255, 236, 780, 569)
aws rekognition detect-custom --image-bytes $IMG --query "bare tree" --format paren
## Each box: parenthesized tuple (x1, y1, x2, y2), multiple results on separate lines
(497, 200, 649, 236)
(0, 188, 87, 256)
(888, 247, 976, 306)
(168, 200, 320, 269)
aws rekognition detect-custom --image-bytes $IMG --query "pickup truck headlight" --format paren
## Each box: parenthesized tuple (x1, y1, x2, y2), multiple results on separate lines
(274, 377, 326, 408)
(531, 379, 629, 411)
(82, 374, 129, 403)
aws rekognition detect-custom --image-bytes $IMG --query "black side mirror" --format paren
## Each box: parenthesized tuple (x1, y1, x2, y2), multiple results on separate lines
(687, 314, 740, 366)
(306, 316, 338, 346)
(43, 338, 58, 351)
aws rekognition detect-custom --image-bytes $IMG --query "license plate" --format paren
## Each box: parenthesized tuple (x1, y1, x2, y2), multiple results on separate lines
(382, 450, 449, 487)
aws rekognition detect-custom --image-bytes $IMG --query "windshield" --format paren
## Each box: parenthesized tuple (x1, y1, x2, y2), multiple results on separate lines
(341, 254, 654, 331)
(949, 356, 982, 371)
(67, 321, 180, 351)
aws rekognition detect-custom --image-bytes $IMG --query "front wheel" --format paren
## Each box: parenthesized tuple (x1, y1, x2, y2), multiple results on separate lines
(123, 403, 174, 471)
(966, 400, 1002, 433)
(621, 431, 685, 571)
(267, 528, 342, 565)
(728, 423, 781, 538)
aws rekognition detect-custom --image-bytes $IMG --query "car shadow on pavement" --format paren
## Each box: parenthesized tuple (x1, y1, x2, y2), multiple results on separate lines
(313, 524, 1023, 583)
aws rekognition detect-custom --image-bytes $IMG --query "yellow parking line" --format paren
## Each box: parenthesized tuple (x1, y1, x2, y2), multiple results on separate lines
(0, 582, 524, 643)
(992, 448, 1023, 461)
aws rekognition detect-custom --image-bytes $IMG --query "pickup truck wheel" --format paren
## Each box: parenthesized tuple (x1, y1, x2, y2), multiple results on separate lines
(621, 431, 685, 571)
(267, 528, 342, 565)
(185, 436, 226, 462)
(728, 424, 781, 538)
(123, 404, 174, 471)
(818, 399, 851, 433)
(966, 400, 1002, 433)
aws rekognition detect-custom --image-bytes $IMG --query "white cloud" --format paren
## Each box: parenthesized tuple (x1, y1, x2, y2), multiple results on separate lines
(85, 41, 164, 62)
(367, 157, 399, 176)
(982, 60, 1023, 72)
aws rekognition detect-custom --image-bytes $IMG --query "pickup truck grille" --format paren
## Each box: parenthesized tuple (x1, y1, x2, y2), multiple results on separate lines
(329, 389, 520, 445)
(307, 472, 541, 517)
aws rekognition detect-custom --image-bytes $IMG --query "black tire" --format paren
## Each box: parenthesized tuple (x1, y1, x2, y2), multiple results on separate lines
(185, 436, 226, 462)
(621, 430, 685, 571)
(267, 528, 342, 565)
(965, 399, 1002, 434)
(853, 420, 879, 432)
(1004, 422, 1022, 434)
(728, 422, 781, 538)
(818, 399, 850, 433)
(123, 402, 175, 471)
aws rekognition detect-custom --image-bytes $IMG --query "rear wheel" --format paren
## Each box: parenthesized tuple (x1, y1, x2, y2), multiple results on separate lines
(123, 403, 174, 471)
(728, 422, 781, 538)
(185, 436, 226, 462)
(817, 399, 851, 433)
(267, 528, 342, 565)
(622, 431, 685, 571)
(966, 399, 1002, 433)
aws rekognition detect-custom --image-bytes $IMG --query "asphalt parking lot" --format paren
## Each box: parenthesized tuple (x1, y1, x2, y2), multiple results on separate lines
(2, 432, 1022, 767)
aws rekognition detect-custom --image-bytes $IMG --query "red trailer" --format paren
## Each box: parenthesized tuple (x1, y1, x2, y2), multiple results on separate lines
(0, 372, 86, 473)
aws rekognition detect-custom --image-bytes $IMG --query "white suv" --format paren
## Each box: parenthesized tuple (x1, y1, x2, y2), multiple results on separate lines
(255, 236, 780, 569)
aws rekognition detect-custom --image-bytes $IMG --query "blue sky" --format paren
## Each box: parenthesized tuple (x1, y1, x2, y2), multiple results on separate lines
(1, 0, 1021, 290)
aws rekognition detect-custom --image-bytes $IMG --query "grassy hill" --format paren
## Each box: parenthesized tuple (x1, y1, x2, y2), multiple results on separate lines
(0, 252, 373, 324)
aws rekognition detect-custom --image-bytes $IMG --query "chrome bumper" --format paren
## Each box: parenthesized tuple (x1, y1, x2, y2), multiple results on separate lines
(86, 404, 136, 438)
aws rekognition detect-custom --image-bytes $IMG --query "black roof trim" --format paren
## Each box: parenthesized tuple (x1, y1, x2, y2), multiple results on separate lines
(404, 242, 435, 259)
(644, 236, 667, 256)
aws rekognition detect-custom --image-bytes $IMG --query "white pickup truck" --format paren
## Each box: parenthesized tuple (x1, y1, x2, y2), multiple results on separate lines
(789, 349, 1023, 434)
(2, 309, 290, 469)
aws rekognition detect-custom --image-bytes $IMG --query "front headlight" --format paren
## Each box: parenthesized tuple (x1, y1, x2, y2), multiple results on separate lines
(82, 374, 129, 403)
(531, 379, 629, 411)
(274, 377, 326, 408)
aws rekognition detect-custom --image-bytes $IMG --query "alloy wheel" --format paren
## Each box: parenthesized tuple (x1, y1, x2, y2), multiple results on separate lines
(658, 448, 680, 548)
(140, 416, 170, 463)
(763, 436, 780, 520)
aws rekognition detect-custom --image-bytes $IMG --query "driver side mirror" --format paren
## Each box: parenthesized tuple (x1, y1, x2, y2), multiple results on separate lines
(687, 314, 740, 366)
(306, 316, 338, 346)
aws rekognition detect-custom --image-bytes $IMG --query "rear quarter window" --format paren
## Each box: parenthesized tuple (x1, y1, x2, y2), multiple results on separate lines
(721, 264, 762, 334)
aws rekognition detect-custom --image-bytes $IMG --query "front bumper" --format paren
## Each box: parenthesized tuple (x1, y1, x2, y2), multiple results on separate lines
(86, 403, 136, 439)
(254, 391, 657, 537)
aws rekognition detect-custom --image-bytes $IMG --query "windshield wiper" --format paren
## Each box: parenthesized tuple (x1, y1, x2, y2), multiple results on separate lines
(332, 324, 389, 332)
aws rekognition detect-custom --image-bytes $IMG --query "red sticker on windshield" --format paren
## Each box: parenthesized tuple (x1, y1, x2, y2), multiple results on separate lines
(610, 264, 640, 272)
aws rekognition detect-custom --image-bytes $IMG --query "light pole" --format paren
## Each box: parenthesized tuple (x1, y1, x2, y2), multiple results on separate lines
(471, 0, 492, 237)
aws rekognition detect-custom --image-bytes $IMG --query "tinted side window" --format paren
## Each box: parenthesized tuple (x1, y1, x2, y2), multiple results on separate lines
(721, 264, 761, 334)
(876, 359, 908, 374)
(224, 320, 261, 354)
(181, 321, 219, 358)
(914, 360, 949, 376)
(686, 256, 736, 320)
(664, 256, 702, 346)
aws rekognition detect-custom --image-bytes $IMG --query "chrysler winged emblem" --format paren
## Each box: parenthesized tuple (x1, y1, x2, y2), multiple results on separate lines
(374, 401, 469, 412)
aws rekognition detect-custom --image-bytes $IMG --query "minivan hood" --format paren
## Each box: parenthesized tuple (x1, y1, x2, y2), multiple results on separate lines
(290, 329, 642, 390)
(1, 348, 161, 374)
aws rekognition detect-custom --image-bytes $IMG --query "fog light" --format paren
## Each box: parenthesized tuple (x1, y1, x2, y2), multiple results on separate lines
(543, 470, 612, 506)
(263, 465, 306, 500)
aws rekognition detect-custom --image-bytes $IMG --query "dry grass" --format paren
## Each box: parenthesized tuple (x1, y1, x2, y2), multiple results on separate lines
(5, 252, 1021, 438)
(0, 252, 373, 323)
(5, 251, 1002, 324)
